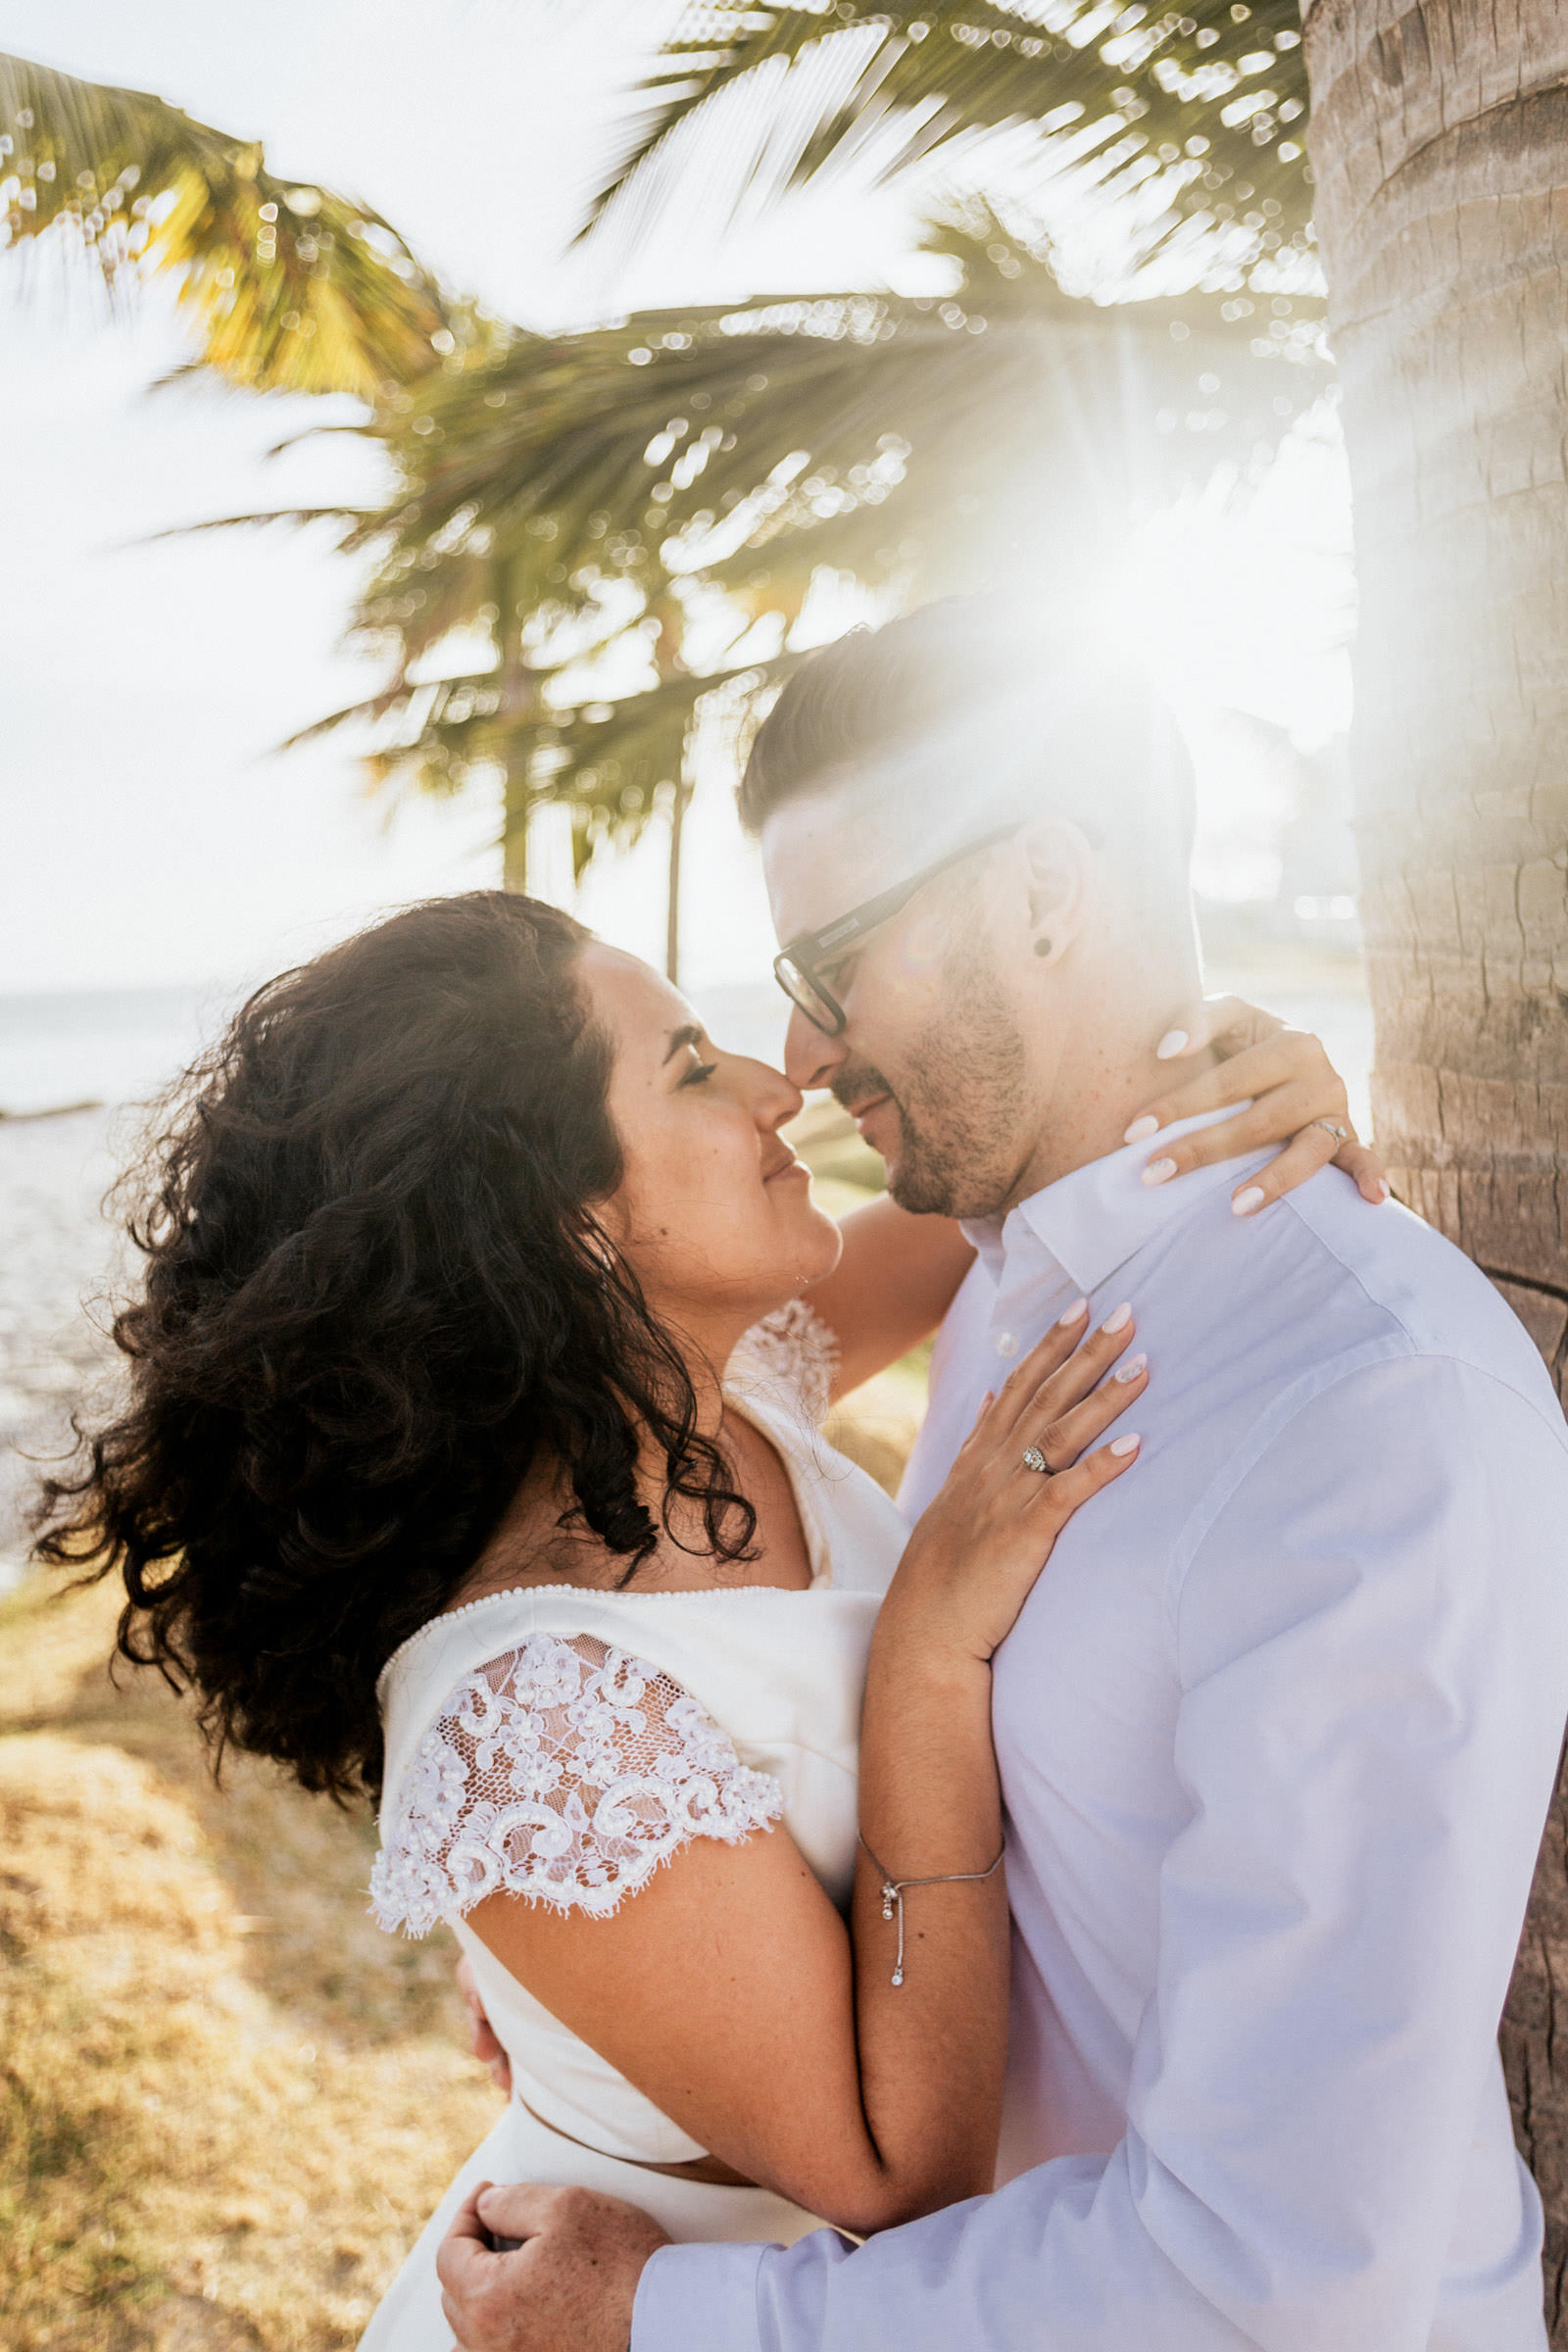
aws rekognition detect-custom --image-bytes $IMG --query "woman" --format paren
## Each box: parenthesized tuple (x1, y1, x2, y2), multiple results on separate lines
(34, 892, 1379, 2345)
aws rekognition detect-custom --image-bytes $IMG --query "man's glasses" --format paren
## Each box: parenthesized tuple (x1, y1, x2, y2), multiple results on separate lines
(773, 825, 1017, 1038)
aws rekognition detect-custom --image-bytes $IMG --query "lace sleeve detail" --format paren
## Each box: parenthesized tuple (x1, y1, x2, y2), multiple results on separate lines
(727, 1298, 840, 1425)
(369, 1632, 784, 1936)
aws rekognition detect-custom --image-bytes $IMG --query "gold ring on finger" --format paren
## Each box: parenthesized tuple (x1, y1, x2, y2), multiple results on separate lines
(1021, 1445, 1051, 1474)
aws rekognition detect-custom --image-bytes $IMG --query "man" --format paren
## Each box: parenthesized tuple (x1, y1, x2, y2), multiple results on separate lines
(438, 600, 1568, 2349)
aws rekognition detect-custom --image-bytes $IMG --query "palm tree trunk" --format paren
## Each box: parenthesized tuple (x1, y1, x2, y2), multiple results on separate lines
(1303, 0, 1568, 2328)
(665, 778, 692, 984)
(498, 605, 533, 895)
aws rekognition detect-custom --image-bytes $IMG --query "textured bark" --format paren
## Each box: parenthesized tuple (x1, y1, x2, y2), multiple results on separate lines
(1303, 0, 1568, 2328)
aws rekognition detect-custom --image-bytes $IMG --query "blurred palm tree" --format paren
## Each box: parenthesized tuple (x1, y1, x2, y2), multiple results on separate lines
(0, 51, 450, 397)
(1, 19, 1329, 968)
(304, 220, 1322, 878)
(296, 1, 1327, 961)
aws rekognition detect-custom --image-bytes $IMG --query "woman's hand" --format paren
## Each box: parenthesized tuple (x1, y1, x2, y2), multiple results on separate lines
(889, 1300, 1146, 1669)
(1131, 996, 1390, 1217)
(456, 1953, 513, 2095)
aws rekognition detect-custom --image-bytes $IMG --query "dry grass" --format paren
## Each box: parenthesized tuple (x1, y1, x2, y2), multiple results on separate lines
(0, 1570, 498, 2351)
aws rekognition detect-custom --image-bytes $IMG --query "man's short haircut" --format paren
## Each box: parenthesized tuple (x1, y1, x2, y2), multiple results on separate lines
(737, 597, 1196, 906)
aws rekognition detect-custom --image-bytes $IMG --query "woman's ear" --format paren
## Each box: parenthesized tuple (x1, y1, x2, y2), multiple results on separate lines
(1018, 818, 1093, 970)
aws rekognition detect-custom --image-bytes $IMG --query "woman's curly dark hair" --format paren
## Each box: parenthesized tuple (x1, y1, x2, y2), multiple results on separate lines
(32, 892, 757, 1803)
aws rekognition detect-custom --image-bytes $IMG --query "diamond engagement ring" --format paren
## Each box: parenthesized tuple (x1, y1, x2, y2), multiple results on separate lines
(1021, 1446, 1051, 1474)
(1308, 1118, 1349, 1143)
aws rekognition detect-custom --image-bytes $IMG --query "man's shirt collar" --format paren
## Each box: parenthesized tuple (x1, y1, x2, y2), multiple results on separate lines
(960, 1104, 1259, 1298)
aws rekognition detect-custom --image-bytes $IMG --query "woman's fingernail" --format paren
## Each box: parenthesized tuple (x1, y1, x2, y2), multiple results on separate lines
(1113, 1352, 1148, 1384)
(1056, 1297, 1089, 1325)
(1142, 1157, 1177, 1188)
(1233, 1186, 1266, 1217)
(1154, 1029, 1189, 1060)
(1123, 1112, 1159, 1145)
(1102, 1300, 1133, 1333)
(1109, 1433, 1142, 1456)
(1370, 1178, 1391, 1203)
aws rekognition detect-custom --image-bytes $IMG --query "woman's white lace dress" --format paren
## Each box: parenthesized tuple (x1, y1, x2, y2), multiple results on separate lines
(357, 1306, 911, 2350)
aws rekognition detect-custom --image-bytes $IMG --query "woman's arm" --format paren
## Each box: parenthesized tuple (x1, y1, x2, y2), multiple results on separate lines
(463, 1311, 1145, 2236)
(805, 1194, 975, 1400)
(806, 1002, 1389, 1398)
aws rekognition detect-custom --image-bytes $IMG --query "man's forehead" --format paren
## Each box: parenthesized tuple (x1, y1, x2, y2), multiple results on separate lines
(761, 775, 969, 941)
(758, 690, 1059, 940)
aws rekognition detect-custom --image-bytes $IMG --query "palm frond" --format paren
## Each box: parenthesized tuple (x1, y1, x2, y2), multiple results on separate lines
(357, 239, 1321, 605)
(0, 52, 452, 396)
(289, 229, 1322, 864)
(299, 637, 789, 871)
(584, 2, 1311, 289)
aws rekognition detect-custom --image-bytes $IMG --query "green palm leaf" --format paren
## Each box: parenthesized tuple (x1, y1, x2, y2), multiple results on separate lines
(585, 2, 1311, 287)
(350, 223, 1321, 620)
(275, 219, 1320, 866)
(0, 52, 451, 396)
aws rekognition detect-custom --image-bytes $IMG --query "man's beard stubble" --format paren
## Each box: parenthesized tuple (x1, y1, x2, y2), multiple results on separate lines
(831, 949, 1032, 1221)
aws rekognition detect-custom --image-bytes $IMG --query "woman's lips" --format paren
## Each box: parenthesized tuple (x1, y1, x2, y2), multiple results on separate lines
(763, 1153, 809, 1184)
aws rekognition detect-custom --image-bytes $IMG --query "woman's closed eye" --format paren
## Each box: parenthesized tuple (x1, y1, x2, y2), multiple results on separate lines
(678, 1050, 718, 1088)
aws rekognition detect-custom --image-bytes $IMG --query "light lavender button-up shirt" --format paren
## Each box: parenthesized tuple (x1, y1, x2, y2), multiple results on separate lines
(634, 1120, 1568, 2350)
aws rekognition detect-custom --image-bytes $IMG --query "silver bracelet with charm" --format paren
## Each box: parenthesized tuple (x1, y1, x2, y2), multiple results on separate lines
(858, 1834, 1006, 1986)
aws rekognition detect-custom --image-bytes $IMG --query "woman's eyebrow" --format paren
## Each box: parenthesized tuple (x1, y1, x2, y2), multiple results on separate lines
(662, 1022, 705, 1064)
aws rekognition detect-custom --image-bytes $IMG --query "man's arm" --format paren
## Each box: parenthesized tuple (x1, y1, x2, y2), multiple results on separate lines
(627, 1352, 1568, 2350)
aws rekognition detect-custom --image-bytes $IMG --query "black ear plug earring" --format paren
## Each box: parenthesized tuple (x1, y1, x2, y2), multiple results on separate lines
(1033, 937, 1054, 958)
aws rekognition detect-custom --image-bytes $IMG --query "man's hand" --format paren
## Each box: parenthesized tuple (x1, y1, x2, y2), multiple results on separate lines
(436, 2180, 670, 2352)
(456, 1954, 512, 2095)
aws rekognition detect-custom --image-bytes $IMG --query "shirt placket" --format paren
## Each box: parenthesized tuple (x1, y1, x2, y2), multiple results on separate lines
(985, 1228, 1079, 1370)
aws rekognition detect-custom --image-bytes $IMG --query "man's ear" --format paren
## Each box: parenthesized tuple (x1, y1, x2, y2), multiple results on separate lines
(1017, 818, 1094, 969)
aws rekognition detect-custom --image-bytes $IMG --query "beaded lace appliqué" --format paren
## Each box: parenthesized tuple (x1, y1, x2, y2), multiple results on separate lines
(369, 1633, 784, 1936)
(726, 1298, 839, 1426)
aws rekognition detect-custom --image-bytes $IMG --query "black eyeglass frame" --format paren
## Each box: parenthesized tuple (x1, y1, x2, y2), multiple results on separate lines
(772, 824, 1018, 1038)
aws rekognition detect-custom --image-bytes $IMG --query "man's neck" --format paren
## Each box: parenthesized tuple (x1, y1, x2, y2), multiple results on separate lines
(1002, 968, 1221, 1213)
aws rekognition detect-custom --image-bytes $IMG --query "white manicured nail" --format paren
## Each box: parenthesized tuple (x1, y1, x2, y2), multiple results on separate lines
(1154, 1029, 1189, 1060)
(1102, 1300, 1133, 1333)
(1113, 1352, 1147, 1384)
(1057, 1297, 1089, 1324)
(1109, 1433, 1142, 1456)
(1373, 1179, 1391, 1202)
(1123, 1112, 1159, 1145)
(1142, 1157, 1177, 1188)
(1233, 1186, 1266, 1217)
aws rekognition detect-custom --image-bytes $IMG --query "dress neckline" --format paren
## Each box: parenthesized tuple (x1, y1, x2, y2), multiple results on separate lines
(376, 1381, 842, 1702)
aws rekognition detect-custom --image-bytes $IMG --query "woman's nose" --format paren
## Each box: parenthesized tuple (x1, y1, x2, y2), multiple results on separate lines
(783, 1003, 847, 1095)
(752, 1059, 805, 1132)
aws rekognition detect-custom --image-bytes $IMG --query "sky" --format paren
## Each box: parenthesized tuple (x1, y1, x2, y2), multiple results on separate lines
(0, 1, 1354, 999)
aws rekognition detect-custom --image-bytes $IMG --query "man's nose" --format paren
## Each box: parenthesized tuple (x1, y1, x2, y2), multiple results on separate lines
(783, 1003, 848, 1094)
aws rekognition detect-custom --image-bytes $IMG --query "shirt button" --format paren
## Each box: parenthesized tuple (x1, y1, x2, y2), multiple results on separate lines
(996, 1332, 1019, 1357)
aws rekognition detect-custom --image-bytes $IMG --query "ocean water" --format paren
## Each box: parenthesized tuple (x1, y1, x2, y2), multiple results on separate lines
(0, 972, 1370, 1592)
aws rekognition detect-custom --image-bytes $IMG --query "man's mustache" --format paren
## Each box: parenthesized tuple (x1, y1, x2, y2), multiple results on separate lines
(830, 1062, 898, 1116)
